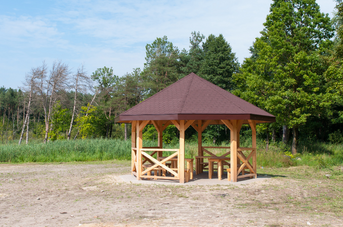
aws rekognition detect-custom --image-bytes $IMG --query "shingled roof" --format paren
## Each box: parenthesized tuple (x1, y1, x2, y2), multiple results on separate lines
(118, 73, 275, 123)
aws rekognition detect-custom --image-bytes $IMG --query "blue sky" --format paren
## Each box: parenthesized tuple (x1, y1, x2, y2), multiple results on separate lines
(0, 0, 337, 89)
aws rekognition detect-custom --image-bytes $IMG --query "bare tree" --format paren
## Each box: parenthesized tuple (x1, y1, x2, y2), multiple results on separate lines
(36, 61, 70, 143)
(67, 66, 91, 140)
(18, 68, 39, 144)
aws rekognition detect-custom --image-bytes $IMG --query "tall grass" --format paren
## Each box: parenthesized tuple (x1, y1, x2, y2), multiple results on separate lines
(0, 139, 137, 163)
(1, 138, 342, 169)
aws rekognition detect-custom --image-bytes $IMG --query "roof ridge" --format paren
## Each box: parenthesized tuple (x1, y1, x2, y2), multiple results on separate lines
(195, 75, 246, 113)
(179, 73, 194, 113)
(119, 73, 193, 116)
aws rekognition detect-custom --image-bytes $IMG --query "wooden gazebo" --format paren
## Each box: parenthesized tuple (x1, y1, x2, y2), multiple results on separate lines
(118, 73, 275, 183)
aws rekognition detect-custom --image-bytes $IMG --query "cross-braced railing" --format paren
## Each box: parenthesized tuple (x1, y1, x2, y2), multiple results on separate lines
(138, 148, 180, 180)
(237, 147, 257, 179)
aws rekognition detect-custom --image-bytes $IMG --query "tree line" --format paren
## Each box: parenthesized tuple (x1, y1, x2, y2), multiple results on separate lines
(1, 0, 343, 154)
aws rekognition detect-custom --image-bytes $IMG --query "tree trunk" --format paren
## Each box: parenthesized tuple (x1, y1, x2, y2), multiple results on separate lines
(291, 127, 298, 155)
(19, 89, 32, 145)
(272, 129, 276, 142)
(25, 113, 30, 144)
(282, 125, 289, 144)
(68, 75, 78, 140)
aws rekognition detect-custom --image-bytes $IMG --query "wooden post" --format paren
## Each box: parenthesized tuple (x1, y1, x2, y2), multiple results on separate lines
(179, 120, 185, 183)
(249, 120, 257, 178)
(131, 121, 136, 175)
(230, 120, 238, 182)
(157, 122, 163, 158)
(198, 120, 202, 174)
(236, 121, 243, 170)
(136, 121, 142, 180)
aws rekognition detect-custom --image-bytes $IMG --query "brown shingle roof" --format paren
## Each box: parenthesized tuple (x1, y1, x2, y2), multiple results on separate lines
(118, 73, 275, 122)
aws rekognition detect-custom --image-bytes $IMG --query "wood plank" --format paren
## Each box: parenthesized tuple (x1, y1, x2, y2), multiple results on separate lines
(202, 148, 217, 157)
(141, 148, 180, 151)
(171, 120, 180, 131)
(143, 175, 179, 180)
(151, 120, 161, 133)
(184, 120, 195, 130)
(136, 121, 142, 180)
(162, 120, 172, 131)
(141, 151, 179, 177)
(201, 120, 211, 132)
(191, 122, 199, 132)
(131, 121, 136, 175)
(141, 151, 178, 175)
(237, 147, 255, 151)
(139, 120, 150, 132)
(237, 173, 256, 179)
(231, 120, 238, 182)
(249, 120, 257, 176)
(221, 119, 233, 131)
(203, 146, 231, 149)
(179, 120, 185, 183)
(197, 120, 202, 174)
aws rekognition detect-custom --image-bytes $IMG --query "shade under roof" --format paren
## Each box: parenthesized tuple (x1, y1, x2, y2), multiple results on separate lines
(118, 73, 275, 122)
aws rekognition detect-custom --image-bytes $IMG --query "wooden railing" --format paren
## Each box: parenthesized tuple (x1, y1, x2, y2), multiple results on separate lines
(139, 148, 180, 180)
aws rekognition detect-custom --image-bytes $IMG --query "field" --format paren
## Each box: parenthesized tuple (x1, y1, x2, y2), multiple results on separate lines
(1, 161, 343, 227)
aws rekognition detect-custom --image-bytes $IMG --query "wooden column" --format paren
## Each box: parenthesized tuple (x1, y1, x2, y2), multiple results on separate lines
(136, 121, 142, 180)
(131, 121, 136, 175)
(198, 120, 202, 174)
(249, 120, 257, 178)
(230, 120, 238, 182)
(179, 120, 185, 183)
(236, 121, 243, 169)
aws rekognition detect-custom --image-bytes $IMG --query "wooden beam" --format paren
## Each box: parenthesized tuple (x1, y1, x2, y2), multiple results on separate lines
(151, 120, 161, 133)
(131, 121, 136, 175)
(179, 120, 185, 183)
(249, 120, 257, 177)
(191, 122, 199, 132)
(136, 121, 143, 180)
(197, 120, 202, 174)
(201, 120, 211, 132)
(184, 120, 195, 131)
(221, 119, 233, 131)
(230, 120, 238, 182)
(139, 120, 149, 132)
(162, 120, 172, 131)
(141, 151, 178, 176)
(171, 120, 180, 131)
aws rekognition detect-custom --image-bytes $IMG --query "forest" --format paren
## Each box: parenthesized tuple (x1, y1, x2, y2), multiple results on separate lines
(1, 0, 343, 162)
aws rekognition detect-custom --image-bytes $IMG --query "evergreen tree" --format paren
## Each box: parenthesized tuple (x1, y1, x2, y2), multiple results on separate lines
(141, 36, 181, 98)
(199, 34, 239, 91)
(234, 0, 334, 154)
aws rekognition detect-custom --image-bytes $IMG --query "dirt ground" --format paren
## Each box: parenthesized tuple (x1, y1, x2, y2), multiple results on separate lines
(0, 161, 342, 227)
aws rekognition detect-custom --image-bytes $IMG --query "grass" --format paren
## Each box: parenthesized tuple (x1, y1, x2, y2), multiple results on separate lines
(1, 138, 343, 170)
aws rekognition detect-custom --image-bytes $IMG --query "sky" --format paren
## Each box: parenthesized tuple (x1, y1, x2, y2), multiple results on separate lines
(0, 0, 337, 89)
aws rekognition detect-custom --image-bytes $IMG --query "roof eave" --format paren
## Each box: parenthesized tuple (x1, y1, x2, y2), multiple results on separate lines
(117, 113, 275, 123)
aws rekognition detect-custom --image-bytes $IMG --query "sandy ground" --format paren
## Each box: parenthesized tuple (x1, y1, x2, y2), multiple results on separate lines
(0, 161, 342, 227)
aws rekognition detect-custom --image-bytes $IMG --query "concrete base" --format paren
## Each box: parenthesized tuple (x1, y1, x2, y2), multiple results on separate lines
(120, 172, 270, 185)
